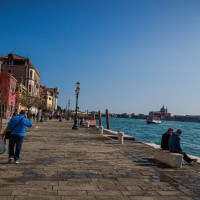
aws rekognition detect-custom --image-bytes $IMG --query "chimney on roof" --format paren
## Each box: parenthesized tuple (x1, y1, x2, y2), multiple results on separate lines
(0, 60, 3, 72)
(27, 58, 30, 64)
(8, 53, 13, 60)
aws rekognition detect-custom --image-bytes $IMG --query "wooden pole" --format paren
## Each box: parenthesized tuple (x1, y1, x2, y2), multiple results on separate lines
(98, 110, 102, 126)
(105, 109, 110, 129)
(0, 103, 2, 131)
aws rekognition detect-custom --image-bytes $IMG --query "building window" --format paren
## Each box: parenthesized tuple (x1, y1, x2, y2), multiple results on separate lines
(0, 65, 3, 72)
(30, 70, 33, 79)
(29, 84, 31, 93)
(9, 62, 12, 66)
(8, 70, 11, 73)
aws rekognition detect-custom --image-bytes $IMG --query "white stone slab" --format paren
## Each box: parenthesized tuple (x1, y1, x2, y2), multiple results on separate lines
(154, 149, 183, 168)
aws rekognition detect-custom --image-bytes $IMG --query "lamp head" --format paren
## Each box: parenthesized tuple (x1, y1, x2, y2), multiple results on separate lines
(76, 81, 80, 88)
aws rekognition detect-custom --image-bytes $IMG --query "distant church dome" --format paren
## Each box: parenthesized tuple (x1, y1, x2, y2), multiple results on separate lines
(160, 105, 166, 113)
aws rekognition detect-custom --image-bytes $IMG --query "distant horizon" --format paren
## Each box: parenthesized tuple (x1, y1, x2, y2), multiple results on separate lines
(68, 107, 200, 117)
(1, 0, 200, 116)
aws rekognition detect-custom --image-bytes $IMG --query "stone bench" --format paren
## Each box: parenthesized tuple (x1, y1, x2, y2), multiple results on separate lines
(154, 149, 183, 168)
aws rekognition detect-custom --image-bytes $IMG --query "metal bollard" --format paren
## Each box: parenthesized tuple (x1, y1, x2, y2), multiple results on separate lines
(99, 126, 103, 135)
(85, 121, 90, 128)
(118, 132, 124, 144)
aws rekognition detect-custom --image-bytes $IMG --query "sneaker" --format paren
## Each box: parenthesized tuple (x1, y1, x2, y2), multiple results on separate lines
(8, 158, 13, 163)
(182, 161, 187, 165)
(14, 160, 20, 164)
(190, 159, 197, 165)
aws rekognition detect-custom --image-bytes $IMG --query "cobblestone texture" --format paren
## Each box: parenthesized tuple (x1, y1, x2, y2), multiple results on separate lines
(0, 120, 199, 200)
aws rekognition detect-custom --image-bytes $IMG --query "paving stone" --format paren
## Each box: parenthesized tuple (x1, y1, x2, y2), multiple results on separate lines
(14, 197, 61, 200)
(0, 190, 13, 195)
(157, 190, 184, 196)
(54, 185, 98, 190)
(121, 190, 158, 196)
(155, 197, 194, 200)
(58, 190, 87, 195)
(87, 190, 122, 196)
(95, 196, 130, 200)
(125, 186, 143, 191)
(25, 181, 58, 186)
(129, 197, 155, 200)
(60, 196, 95, 200)
(28, 190, 57, 196)
(11, 190, 29, 196)
(0, 197, 14, 200)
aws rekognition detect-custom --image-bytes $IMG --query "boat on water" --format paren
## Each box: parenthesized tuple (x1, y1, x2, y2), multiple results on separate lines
(146, 118, 161, 124)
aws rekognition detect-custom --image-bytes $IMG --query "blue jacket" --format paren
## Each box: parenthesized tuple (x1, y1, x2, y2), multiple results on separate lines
(168, 132, 182, 152)
(7, 114, 32, 137)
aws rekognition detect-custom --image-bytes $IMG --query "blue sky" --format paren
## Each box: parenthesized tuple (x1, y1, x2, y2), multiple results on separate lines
(1, 0, 200, 115)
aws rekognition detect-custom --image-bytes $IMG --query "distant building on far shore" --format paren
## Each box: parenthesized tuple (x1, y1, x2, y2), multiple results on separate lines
(148, 105, 171, 120)
(170, 115, 200, 122)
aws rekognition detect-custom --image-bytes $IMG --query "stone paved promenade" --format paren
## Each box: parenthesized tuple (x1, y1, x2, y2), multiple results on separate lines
(0, 120, 199, 200)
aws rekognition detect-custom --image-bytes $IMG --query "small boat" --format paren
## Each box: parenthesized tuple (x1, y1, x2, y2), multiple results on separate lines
(146, 118, 161, 124)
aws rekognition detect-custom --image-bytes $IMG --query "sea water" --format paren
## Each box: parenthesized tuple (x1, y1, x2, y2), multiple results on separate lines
(101, 117, 200, 157)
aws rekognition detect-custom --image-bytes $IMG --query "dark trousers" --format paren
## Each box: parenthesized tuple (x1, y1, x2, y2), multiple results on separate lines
(9, 135, 24, 161)
(171, 151, 192, 163)
(181, 152, 192, 163)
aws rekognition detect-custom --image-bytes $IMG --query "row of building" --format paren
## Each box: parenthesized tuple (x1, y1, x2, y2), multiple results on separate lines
(0, 53, 59, 118)
(111, 105, 200, 123)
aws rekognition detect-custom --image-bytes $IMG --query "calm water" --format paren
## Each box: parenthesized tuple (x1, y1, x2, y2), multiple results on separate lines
(101, 117, 200, 157)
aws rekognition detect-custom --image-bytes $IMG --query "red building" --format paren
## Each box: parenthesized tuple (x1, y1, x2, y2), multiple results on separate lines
(0, 53, 40, 115)
(0, 72, 17, 118)
(0, 53, 40, 97)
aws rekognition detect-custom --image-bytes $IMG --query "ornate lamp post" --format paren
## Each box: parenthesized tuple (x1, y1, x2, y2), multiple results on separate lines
(72, 82, 80, 129)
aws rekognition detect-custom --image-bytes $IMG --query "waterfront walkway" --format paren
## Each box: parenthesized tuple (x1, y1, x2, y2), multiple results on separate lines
(0, 120, 199, 200)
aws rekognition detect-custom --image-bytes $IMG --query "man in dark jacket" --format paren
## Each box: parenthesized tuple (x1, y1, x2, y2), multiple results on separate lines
(168, 129, 197, 165)
(161, 128, 173, 150)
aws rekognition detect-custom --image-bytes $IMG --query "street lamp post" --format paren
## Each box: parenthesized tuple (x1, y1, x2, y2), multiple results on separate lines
(67, 99, 70, 120)
(72, 82, 80, 129)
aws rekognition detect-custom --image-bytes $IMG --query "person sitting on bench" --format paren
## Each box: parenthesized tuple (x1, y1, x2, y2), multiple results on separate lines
(168, 129, 197, 165)
(161, 128, 173, 150)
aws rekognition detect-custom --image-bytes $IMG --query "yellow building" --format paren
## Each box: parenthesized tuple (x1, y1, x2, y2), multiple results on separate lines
(42, 90, 53, 112)
(46, 90, 53, 111)
(15, 82, 28, 113)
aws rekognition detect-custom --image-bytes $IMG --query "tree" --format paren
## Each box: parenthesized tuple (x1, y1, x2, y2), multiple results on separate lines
(0, 79, 9, 130)
(34, 97, 44, 111)
(57, 105, 62, 111)
(34, 97, 53, 122)
(18, 93, 37, 118)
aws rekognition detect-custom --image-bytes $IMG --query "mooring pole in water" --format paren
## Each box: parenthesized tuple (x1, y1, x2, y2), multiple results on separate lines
(98, 110, 102, 126)
(105, 109, 110, 129)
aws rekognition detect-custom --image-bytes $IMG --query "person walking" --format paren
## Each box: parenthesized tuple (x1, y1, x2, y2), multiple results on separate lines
(0, 110, 32, 164)
(168, 129, 197, 165)
(161, 128, 173, 150)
